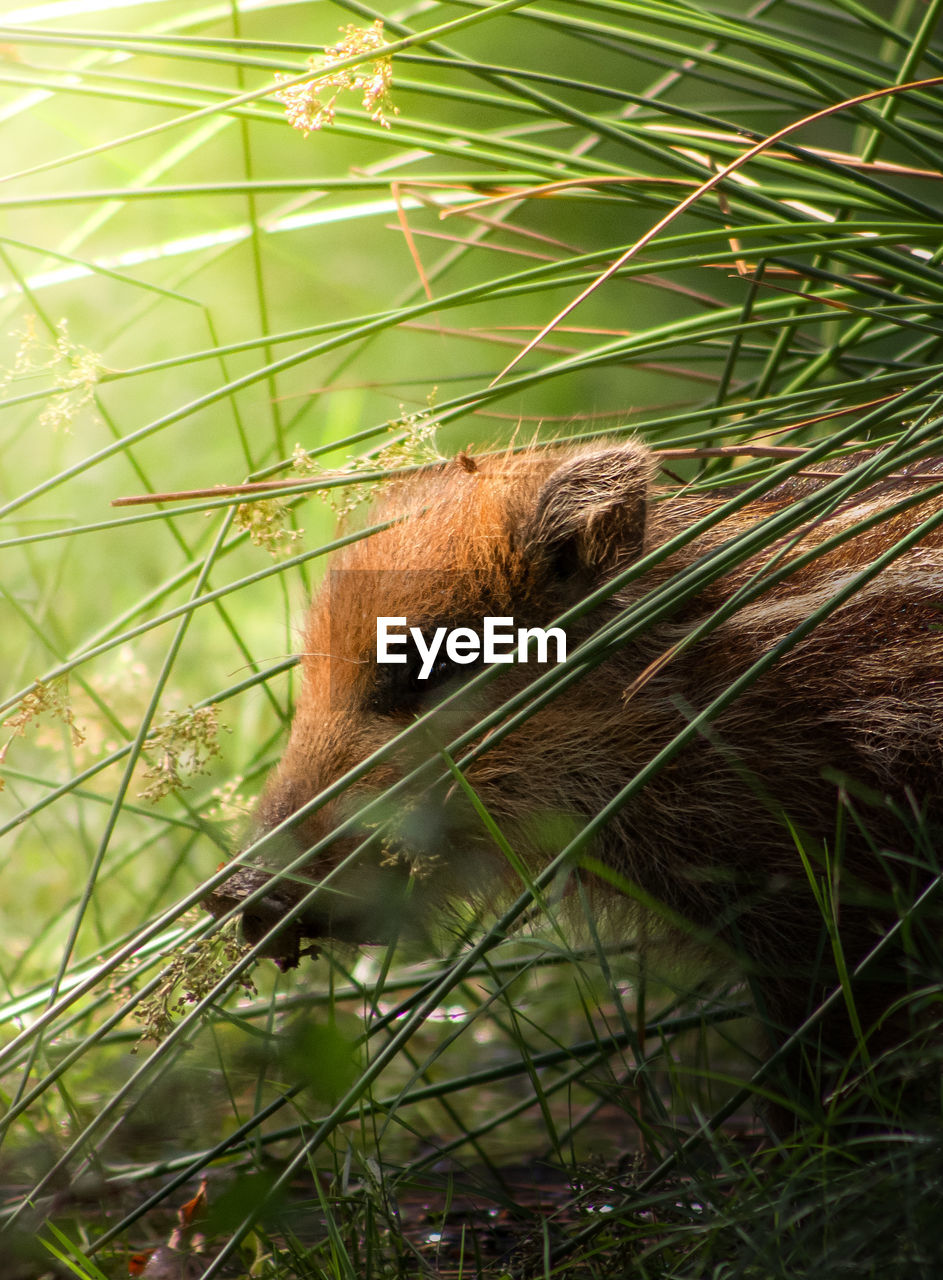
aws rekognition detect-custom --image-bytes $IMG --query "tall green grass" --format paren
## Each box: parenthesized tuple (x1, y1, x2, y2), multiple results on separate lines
(2, 0, 943, 1275)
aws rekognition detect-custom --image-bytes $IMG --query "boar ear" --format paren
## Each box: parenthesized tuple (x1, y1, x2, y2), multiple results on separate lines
(527, 444, 653, 578)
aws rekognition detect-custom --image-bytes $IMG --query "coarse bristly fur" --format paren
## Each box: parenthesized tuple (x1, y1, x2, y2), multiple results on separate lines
(205, 439, 943, 1126)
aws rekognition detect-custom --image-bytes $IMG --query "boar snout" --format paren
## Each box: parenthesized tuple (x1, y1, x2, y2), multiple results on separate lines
(206, 824, 422, 968)
(205, 862, 315, 971)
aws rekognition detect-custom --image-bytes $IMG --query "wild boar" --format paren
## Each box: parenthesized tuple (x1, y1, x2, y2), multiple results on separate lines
(206, 440, 943, 1118)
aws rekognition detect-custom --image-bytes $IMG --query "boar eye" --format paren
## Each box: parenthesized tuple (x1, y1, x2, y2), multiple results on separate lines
(370, 630, 480, 716)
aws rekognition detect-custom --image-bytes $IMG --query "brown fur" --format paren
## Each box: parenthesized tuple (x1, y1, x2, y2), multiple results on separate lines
(206, 440, 943, 1120)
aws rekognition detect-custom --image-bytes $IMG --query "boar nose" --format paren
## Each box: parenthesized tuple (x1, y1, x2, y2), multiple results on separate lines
(241, 896, 308, 971)
(204, 867, 316, 971)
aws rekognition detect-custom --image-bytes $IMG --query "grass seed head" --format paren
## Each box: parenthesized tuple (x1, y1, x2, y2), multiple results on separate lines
(274, 20, 398, 135)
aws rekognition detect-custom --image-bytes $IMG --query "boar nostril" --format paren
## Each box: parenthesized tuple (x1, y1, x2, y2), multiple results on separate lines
(241, 898, 307, 971)
(240, 901, 276, 945)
